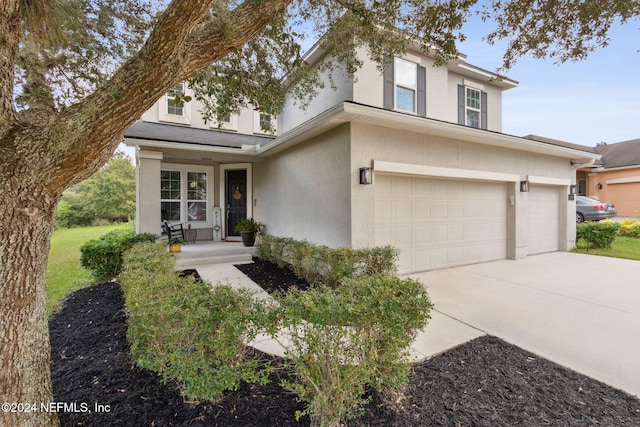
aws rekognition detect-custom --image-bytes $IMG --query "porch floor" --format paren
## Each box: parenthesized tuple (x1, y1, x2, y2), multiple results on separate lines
(172, 240, 258, 269)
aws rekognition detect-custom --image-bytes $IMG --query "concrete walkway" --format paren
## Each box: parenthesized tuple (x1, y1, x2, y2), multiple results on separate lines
(195, 252, 640, 398)
(410, 252, 640, 398)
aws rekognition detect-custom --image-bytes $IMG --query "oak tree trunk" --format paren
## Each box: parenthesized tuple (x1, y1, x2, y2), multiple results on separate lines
(0, 180, 60, 426)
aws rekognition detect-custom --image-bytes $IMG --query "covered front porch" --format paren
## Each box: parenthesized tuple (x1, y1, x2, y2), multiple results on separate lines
(125, 121, 274, 243)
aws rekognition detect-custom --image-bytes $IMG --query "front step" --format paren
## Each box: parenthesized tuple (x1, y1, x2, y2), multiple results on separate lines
(174, 253, 253, 269)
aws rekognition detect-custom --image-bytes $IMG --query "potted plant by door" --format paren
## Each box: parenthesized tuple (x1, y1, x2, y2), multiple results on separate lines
(234, 217, 263, 247)
(168, 237, 182, 253)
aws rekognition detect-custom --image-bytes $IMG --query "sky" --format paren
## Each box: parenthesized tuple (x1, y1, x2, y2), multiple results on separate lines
(120, 12, 638, 158)
(457, 16, 639, 147)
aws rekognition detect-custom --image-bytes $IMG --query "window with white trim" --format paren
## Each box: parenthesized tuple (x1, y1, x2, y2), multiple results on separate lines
(212, 112, 238, 131)
(253, 111, 276, 134)
(187, 172, 207, 222)
(159, 83, 191, 124)
(465, 87, 481, 128)
(161, 169, 209, 223)
(394, 58, 418, 113)
(167, 83, 185, 116)
(161, 170, 181, 221)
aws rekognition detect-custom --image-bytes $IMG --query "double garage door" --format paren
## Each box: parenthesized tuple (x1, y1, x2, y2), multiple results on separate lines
(374, 174, 561, 274)
(374, 174, 508, 274)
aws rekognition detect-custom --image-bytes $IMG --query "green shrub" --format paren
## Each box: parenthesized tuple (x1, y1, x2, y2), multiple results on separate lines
(270, 274, 432, 427)
(618, 219, 640, 238)
(79, 228, 156, 281)
(258, 235, 398, 288)
(576, 221, 621, 249)
(119, 242, 271, 401)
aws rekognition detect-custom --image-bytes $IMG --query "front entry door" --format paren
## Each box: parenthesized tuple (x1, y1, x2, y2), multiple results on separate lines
(226, 169, 247, 238)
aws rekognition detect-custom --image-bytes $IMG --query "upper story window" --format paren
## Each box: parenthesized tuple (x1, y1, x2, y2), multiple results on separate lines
(394, 58, 417, 113)
(465, 87, 481, 128)
(211, 112, 238, 132)
(458, 84, 487, 130)
(160, 83, 192, 125)
(383, 57, 426, 117)
(253, 111, 277, 135)
(167, 83, 185, 116)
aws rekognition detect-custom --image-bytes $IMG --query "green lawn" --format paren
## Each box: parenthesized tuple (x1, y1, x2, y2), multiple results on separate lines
(573, 236, 640, 261)
(47, 223, 131, 313)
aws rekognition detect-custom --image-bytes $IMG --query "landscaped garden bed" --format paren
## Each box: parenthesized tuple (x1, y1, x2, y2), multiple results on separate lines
(50, 268, 640, 426)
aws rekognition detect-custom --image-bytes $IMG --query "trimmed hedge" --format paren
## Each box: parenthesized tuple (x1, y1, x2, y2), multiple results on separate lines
(80, 228, 156, 282)
(271, 274, 432, 426)
(119, 238, 432, 426)
(576, 221, 621, 249)
(119, 242, 271, 401)
(257, 234, 398, 288)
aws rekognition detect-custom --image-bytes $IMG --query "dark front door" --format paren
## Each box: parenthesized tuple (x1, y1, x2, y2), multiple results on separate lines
(226, 169, 247, 237)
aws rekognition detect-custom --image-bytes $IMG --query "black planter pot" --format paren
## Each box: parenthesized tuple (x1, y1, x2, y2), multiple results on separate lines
(240, 231, 256, 247)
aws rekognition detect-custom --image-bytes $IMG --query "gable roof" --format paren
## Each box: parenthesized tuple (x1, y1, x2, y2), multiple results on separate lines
(592, 139, 640, 169)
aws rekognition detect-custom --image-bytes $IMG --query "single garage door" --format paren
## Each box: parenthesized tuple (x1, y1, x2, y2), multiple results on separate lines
(527, 185, 560, 254)
(607, 182, 640, 217)
(374, 174, 507, 274)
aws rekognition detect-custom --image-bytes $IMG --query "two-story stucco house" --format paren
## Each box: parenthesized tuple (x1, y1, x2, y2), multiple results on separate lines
(125, 44, 599, 274)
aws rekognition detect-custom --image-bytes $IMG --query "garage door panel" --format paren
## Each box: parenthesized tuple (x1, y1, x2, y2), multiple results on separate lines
(528, 185, 560, 254)
(375, 174, 507, 273)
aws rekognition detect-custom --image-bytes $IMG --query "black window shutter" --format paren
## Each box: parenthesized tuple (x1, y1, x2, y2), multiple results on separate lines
(481, 91, 488, 129)
(457, 85, 465, 125)
(383, 59, 394, 110)
(417, 65, 426, 117)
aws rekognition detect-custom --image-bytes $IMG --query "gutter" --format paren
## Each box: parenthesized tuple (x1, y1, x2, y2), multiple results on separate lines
(258, 102, 601, 162)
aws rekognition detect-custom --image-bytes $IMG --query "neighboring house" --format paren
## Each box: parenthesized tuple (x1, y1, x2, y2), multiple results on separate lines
(125, 44, 599, 274)
(580, 139, 640, 217)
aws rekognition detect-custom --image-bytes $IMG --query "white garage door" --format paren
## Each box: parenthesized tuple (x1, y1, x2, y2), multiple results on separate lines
(374, 174, 508, 274)
(527, 185, 560, 254)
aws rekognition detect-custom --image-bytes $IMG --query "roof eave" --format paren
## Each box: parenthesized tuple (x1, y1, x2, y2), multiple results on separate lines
(258, 102, 600, 163)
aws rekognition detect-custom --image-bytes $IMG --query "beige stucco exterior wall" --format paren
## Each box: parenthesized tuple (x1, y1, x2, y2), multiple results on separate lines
(140, 87, 269, 135)
(348, 122, 576, 255)
(278, 60, 354, 134)
(253, 125, 352, 247)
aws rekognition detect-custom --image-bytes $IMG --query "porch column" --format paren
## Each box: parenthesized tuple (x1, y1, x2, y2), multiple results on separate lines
(136, 150, 163, 235)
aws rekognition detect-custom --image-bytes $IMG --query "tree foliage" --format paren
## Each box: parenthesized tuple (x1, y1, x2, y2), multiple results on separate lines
(55, 151, 136, 227)
(0, 0, 637, 425)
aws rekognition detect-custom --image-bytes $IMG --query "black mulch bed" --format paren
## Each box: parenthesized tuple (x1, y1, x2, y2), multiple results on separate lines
(50, 263, 640, 426)
(235, 257, 311, 294)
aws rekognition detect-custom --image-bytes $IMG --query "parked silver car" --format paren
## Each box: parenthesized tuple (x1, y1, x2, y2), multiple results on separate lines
(575, 196, 617, 223)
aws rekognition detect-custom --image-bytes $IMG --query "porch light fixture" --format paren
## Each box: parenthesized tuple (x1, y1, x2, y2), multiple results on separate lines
(569, 185, 576, 195)
(359, 167, 373, 185)
(519, 180, 529, 192)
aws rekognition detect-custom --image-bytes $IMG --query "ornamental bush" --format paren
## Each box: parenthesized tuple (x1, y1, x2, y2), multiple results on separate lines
(258, 234, 398, 288)
(79, 227, 156, 282)
(119, 242, 272, 401)
(618, 219, 640, 238)
(576, 220, 621, 249)
(270, 274, 432, 427)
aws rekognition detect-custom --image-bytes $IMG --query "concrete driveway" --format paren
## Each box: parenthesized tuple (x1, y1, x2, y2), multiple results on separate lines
(409, 252, 640, 398)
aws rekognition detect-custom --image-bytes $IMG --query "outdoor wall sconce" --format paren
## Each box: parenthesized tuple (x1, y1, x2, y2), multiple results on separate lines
(598, 183, 603, 190)
(569, 185, 576, 195)
(519, 180, 530, 192)
(359, 167, 373, 185)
